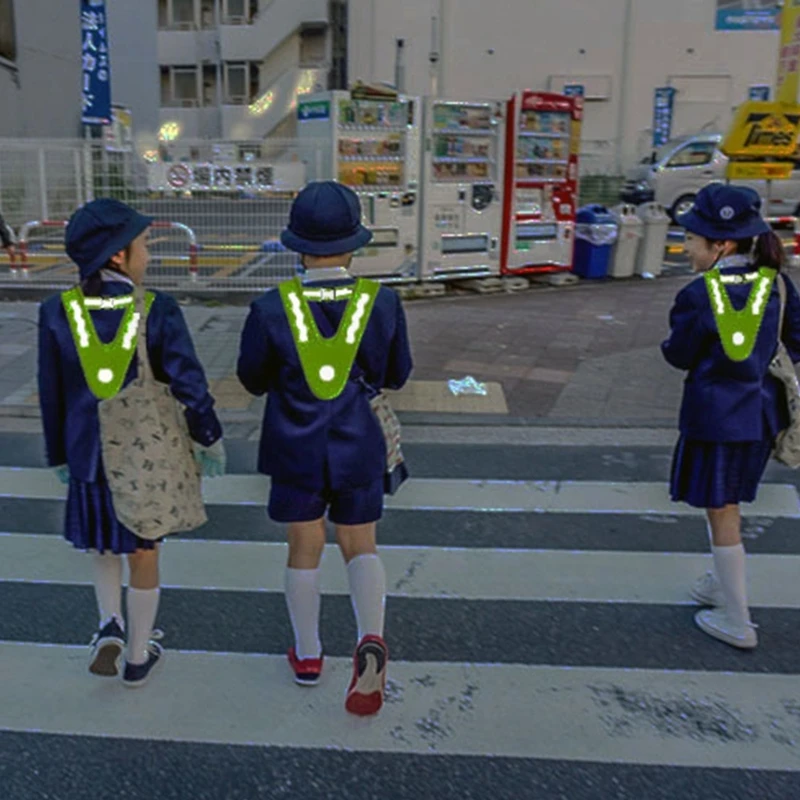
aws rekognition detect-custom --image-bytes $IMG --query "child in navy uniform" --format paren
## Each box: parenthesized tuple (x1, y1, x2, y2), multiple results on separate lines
(662, 183, 800, 649)
(237, 181, 412, 715)
(38, 199, 225, 686)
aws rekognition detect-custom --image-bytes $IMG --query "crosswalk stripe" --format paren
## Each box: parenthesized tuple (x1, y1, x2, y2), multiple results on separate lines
(2, 642, 799, 770)
(1, 468, 798, 517)
(3, 533, 800, 608)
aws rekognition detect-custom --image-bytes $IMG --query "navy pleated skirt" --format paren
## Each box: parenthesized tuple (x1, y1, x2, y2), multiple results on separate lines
(64, 470, 158, 554)
(669, 436, 774, 509)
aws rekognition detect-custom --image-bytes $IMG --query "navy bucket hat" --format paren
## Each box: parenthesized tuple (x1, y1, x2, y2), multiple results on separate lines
(281, 181, 373, 256)
(66, 199, 153, 280)
(677, 183, 770, 240)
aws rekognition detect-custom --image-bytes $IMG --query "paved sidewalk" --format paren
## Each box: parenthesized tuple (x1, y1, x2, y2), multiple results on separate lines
(0, 272, 700, 435)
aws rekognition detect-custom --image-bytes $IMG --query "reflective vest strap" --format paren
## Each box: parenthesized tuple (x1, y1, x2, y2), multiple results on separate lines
(278, 277, 381, 401)
(704, 267, 776, 362)
(60, 288, 155, 400)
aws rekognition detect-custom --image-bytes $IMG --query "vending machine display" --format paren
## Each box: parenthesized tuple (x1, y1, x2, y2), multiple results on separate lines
(419, 99, 505, 280)
(501, 91, 583, 275)
(297, 90, 422, 280)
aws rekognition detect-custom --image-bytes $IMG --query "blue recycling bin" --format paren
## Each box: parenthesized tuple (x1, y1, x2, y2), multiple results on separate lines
(573, 205, 618, 279)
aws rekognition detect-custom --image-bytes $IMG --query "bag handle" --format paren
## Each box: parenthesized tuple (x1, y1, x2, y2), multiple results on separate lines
(134, 286, 154, 384)
(776, 271, 787, 345)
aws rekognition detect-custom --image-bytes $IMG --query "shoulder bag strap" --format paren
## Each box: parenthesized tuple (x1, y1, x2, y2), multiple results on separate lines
(776, 271, 788, 346)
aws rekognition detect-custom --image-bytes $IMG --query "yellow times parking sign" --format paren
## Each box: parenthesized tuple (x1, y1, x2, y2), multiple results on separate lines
(721, 102, 800, 158)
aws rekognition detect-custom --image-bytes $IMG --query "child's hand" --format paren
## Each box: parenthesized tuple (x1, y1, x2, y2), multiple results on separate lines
(53, 465, 70, 485)
(193, 439, 226, 478)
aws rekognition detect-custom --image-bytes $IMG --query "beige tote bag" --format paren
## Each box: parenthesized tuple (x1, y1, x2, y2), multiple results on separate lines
(98, 288, 207, 539)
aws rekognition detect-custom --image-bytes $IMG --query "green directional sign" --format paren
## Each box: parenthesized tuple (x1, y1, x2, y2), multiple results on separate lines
(298, 100, 331, 121)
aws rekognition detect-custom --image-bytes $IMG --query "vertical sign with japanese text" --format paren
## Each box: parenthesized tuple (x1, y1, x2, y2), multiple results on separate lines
(777, 0, 800, 104)
(652, 87, 676, 148)
(81, 0, 112, 125)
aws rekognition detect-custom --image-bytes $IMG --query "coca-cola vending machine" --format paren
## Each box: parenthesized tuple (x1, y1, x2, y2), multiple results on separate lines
(501, 91, 583, 275)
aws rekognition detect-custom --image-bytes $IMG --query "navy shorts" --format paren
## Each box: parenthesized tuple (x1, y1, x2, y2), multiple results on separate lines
(268, 479, 384, 525)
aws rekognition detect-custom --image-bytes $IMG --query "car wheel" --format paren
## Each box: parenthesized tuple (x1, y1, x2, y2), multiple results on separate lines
(670, 195, 696, 223)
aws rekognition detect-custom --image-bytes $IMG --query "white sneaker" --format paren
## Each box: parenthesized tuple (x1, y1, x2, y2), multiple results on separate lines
(690, 571, 724, 607)
(694, 609, 758, 650)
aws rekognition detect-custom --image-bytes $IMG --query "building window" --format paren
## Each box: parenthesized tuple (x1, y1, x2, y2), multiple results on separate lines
(225, 62, 247, 103)
(160, 66, 171, 105)
(172, 0, 197, 27)
(173, 66, 200, 105)
(222, 0, 257, 25)
(0, 0, 16, 63)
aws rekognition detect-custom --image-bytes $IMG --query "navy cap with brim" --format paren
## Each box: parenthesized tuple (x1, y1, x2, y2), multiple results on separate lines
(677, 207, 770, 240)
(280, 224, 373, 256)
(66, 202, 153, 280)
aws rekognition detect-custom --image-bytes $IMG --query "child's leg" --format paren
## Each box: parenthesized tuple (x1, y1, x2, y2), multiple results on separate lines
(336, 523, 385, 640)
(126, 548, 161, 665)
(92, 552, 123, 628)
(286, 519, 326, 659)
(707, 505, 750, 624)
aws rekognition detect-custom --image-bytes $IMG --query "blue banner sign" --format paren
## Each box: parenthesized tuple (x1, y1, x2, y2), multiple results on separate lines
(652, 87, 676, 148)
(749, 85, 771, 101)
(716, 4, 780, 31)
(81, 0, 112, 125)
(563, 85, 585, 98)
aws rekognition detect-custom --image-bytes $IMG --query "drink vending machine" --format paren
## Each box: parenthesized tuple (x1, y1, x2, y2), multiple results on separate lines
(297, 90, 422, 280)
(418, 99, 506, 281)
(501, 91, 583, 275)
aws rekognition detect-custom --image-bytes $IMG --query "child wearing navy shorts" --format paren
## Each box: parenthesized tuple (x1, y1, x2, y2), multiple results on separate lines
(237, 181, 413, 714)
(663, 183, 800, 649)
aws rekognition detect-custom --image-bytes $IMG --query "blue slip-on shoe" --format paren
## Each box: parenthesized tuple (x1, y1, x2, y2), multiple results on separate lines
(122, 630, 165, 688)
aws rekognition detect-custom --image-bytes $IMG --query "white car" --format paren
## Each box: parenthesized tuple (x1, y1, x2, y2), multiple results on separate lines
(621, 133, 800, 221)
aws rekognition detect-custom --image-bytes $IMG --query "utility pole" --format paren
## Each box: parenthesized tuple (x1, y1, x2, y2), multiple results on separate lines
(616, 0, 634, 174)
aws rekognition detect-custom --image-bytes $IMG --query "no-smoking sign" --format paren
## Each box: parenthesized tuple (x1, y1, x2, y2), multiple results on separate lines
(167, 164, 191, 189)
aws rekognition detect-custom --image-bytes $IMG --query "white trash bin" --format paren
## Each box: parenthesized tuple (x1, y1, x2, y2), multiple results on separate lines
(609, 204, 644, 279)
(635, 202, 670, 278)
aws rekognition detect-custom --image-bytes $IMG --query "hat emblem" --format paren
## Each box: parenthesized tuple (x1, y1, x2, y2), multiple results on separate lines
(720, 206, 735, 221)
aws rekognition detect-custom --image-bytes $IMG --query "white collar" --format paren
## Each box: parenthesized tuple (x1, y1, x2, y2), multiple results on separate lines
(301, 266, 353, 284)
(100, 268, 134, 286)
(716, 254, 751, 270)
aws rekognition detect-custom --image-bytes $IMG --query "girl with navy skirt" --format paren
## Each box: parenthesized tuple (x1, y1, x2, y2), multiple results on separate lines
(663, 183, 800, 649)
(38, 199, 225, 686)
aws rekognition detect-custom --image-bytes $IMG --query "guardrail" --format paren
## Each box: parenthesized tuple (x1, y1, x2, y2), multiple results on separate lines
(14, 219, 199, 281)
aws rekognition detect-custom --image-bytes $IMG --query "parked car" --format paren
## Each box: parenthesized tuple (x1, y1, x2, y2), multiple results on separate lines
(620, 133, 800, 221)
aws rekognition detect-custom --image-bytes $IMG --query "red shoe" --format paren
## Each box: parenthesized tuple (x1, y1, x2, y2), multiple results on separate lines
(345, 635, 388, 716)
(287, 647, 324, 686)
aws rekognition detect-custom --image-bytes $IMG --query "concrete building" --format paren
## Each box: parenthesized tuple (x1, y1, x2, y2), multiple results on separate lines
(156, 0, 333, 142)
(348, 0, 783, 172)
(0, 0, 82, 138)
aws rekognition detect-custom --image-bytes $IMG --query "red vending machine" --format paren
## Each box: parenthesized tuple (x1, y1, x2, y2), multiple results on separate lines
(501, 91, 583, 275)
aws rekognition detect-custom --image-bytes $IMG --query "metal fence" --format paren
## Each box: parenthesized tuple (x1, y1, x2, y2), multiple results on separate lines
(0, 135, 627, 292)
(0, 137, 326, 292)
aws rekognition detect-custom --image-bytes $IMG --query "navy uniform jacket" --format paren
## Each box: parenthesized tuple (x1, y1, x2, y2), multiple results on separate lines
(661, 264, 800, 442)
(38, 281, 222, 482)
(237, 279, 413, 491)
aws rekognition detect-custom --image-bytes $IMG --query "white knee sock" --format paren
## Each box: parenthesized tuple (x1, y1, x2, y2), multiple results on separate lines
(285, 568, 322, 660)
(711, 544, 750, 625)
(92, 553, 123, 629)
(126, 587, 160, 665)
(347, 554, 386, 641)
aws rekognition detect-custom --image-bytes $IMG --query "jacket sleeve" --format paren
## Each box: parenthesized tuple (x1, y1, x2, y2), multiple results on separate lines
(149, 294, 222, 446)
(779, 273, 800, 364)
(0, 211, 13, 248)
(237, 300, 273, 396)
(37, 304, 67, 467)
(382, 293, 413, 391)
(661, 284, 706, 371)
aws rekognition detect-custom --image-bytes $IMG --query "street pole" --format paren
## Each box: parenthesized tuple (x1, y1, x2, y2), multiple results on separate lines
(616, 0, 634, 174)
